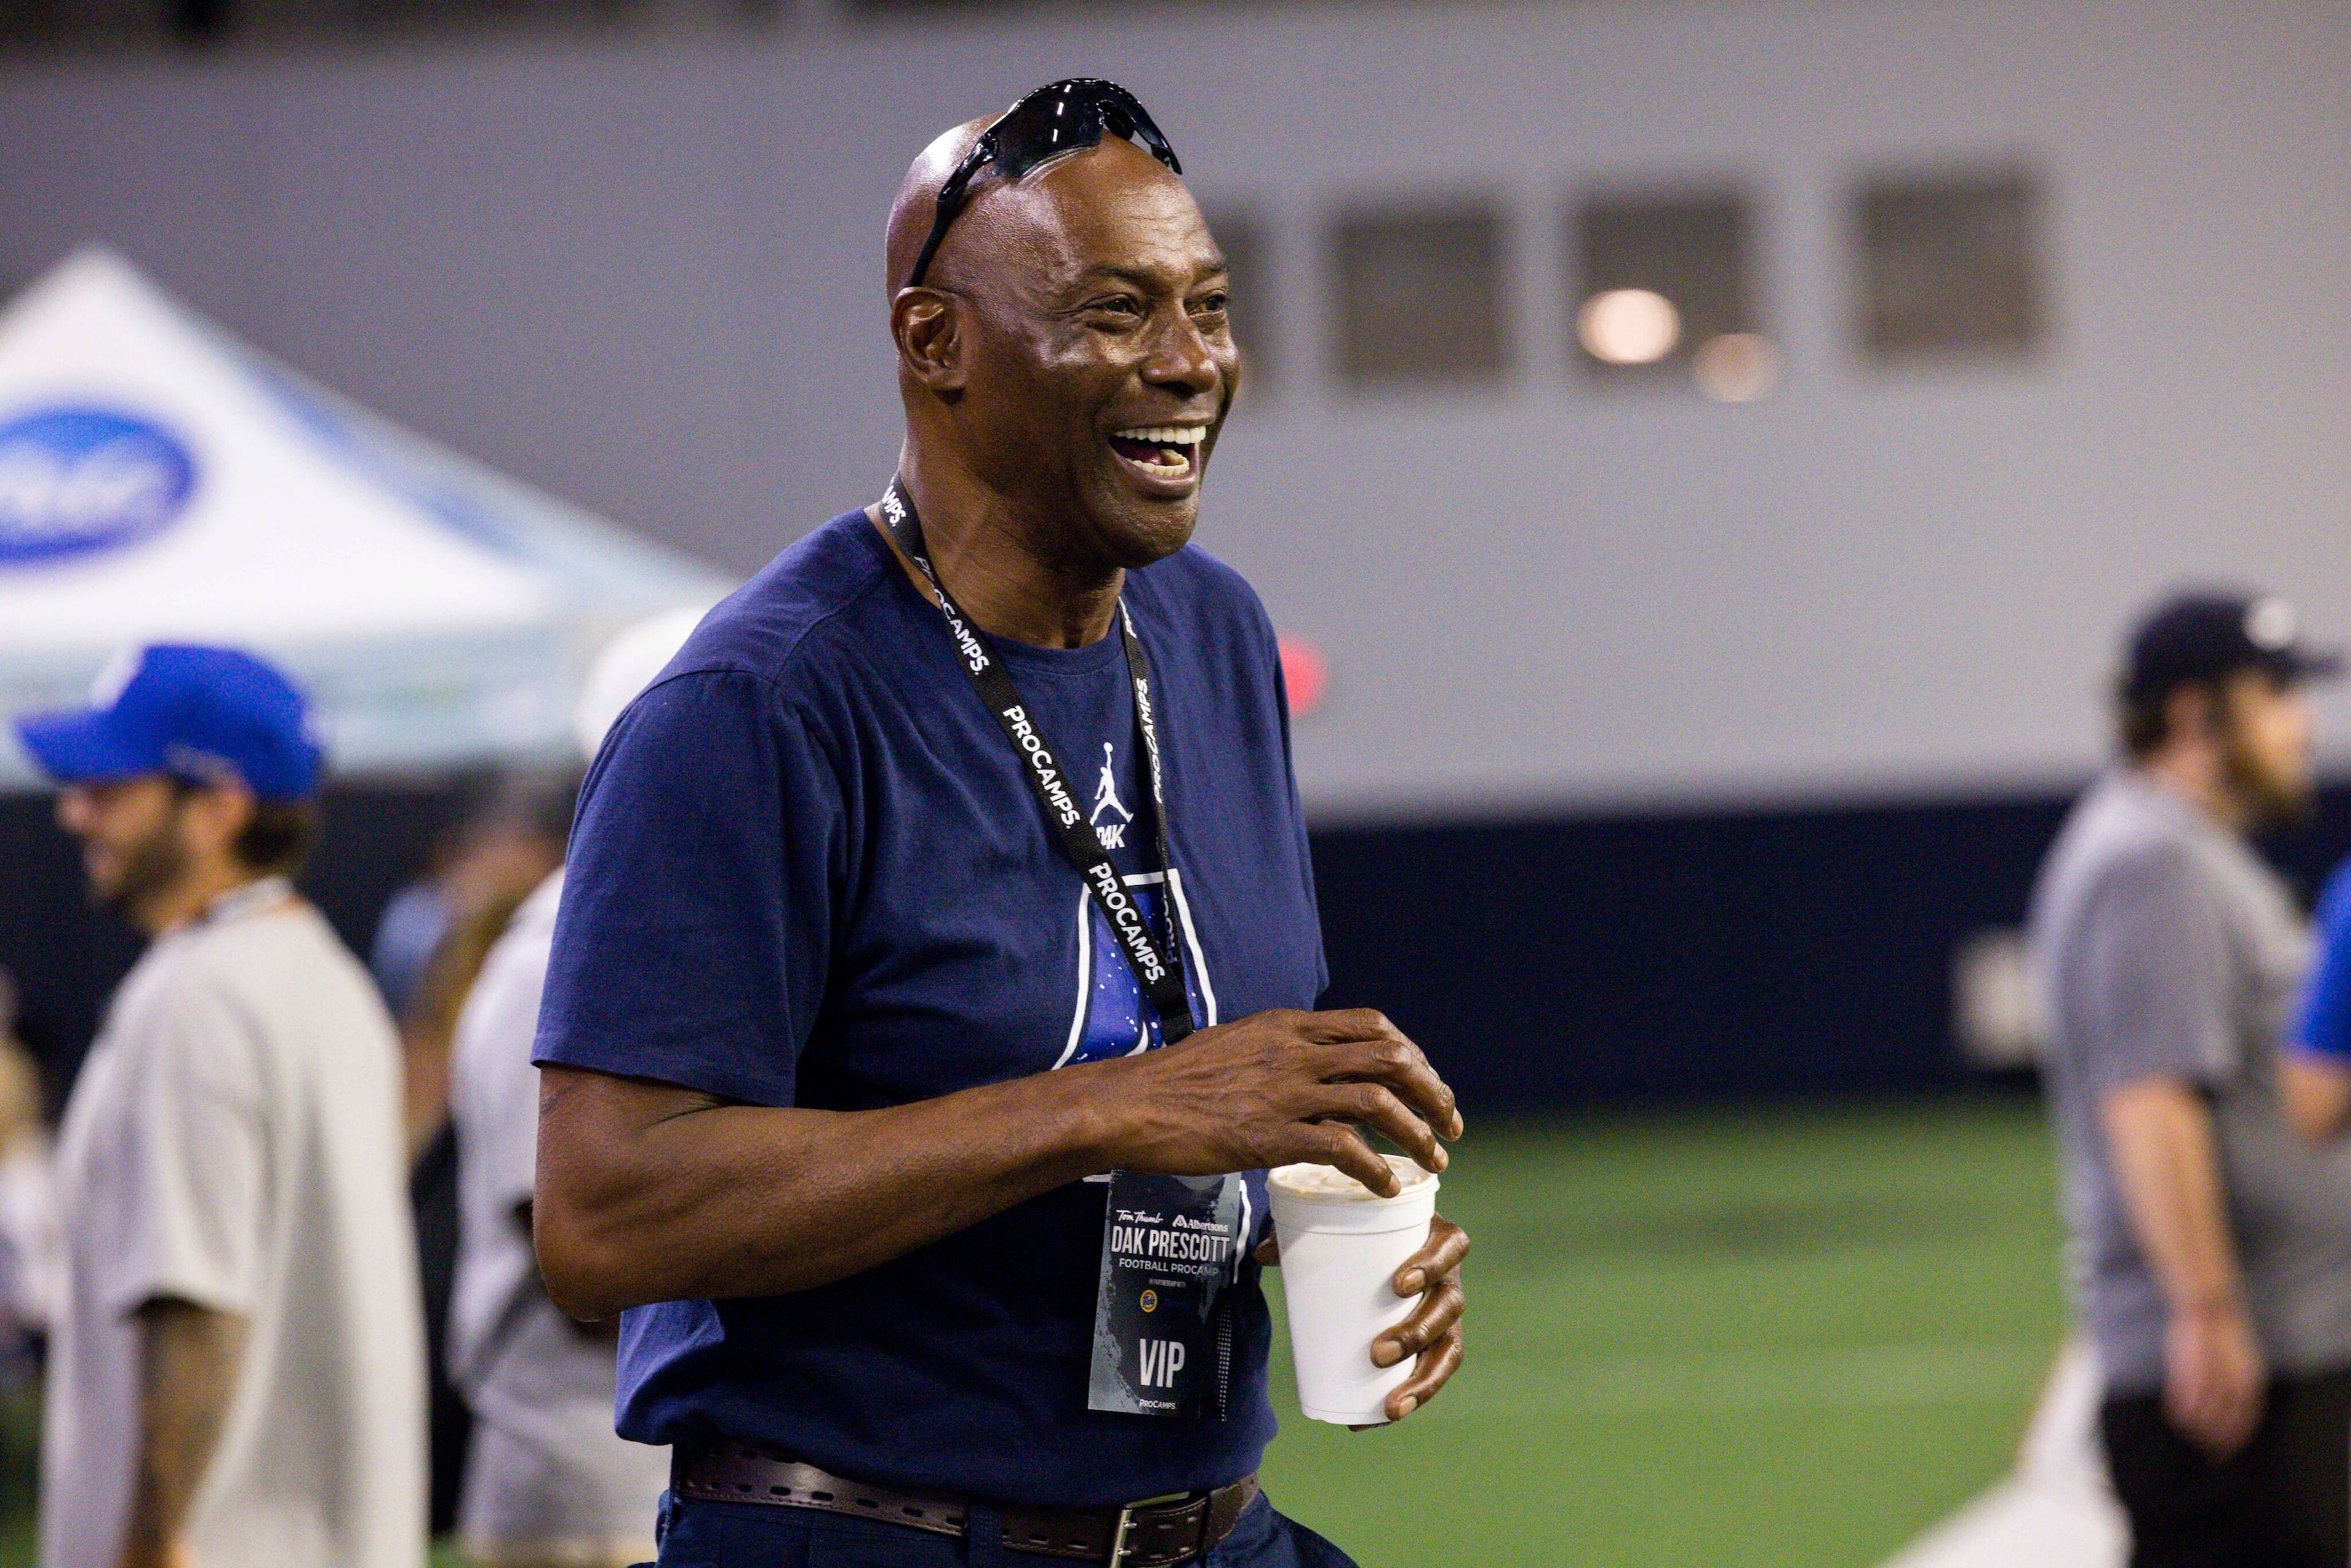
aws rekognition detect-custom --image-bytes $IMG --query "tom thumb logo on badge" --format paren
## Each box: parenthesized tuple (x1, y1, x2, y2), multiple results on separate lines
(0, 405, 199, 565)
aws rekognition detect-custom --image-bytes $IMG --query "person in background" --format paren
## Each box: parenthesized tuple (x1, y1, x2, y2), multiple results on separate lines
(377, 770, 577, 1540)
(13, 644, 427, 1568)
(447, 608, 702, 1568)
(0, 968, 58, 1363)
(2030, 590, 2351, 1568)
(378, 775, 577, 1161)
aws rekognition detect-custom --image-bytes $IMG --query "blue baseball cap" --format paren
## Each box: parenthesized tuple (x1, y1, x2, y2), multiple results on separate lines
(13, 644, 325, 802)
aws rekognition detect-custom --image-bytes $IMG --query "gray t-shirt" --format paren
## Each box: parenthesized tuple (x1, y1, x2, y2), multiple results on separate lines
(2030, 770, 2351, 1392)
(41, 880, 427, 1568)
(447, 870, 665, 1560)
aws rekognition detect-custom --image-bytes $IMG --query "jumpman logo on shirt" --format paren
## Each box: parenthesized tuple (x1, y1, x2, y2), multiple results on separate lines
(1090, 741, 1131, 851)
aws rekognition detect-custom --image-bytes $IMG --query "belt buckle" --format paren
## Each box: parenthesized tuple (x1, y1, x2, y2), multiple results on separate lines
(1105, 1500, 1138, 1565)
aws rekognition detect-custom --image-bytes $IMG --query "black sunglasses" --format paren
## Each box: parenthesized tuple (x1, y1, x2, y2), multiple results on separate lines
(903, 78, 1183, 291)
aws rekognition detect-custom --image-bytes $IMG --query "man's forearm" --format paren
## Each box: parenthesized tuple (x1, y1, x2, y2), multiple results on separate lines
(2281, 1054, 2351, 1146)
(2101, 1077, 2244, 1311)
(124, 1297, 246, 1568)
(534, 1060, 1122, 1319)
(535, 1008, 1459, 1321)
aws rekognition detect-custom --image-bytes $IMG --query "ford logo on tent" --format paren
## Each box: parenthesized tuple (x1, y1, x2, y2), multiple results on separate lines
(0, 405, 198, 564)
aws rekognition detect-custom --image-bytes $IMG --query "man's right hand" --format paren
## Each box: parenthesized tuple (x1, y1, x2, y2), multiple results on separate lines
(2164, 1297, 2265, 1458)
(1087, 1007, 1463, 1194)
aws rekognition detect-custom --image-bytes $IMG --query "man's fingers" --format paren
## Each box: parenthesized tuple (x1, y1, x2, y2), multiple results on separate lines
(2218, 1382, 2265, 1453)
(2168, 1374, 2218, 1444)
(1372, 1277, 1464, 1368)
(2162, 1383, 2194, 1442)
(2193, 1397, 2256, 1459)
(1265, 1009, 1464, 1142)
(1253, 1237, 1280, 1267)
(2169, 1369, 2263, 1459)
(1309, 1084, 1445, 1173)
(1294, 1007, 1406, 1044)
(1392, 1216, 1469, 1297)
(1322, 1035, 1463, 1143)
(2167, 1378, 2220, 1451)
(1307, 1125, 1401, 1196)
(1384, 1325, 1464, 1421)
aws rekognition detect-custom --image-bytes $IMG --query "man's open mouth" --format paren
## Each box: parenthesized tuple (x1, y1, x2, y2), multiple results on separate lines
(1107, 424, 1207, 483)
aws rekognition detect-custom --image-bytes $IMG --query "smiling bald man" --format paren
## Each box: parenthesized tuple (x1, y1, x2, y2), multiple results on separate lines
(530, 80, 1468, 1568)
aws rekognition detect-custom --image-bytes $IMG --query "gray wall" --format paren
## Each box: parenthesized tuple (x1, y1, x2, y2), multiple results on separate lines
(6, 0, 2348, 821)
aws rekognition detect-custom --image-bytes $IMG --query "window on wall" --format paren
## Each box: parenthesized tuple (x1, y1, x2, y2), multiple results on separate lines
(1201, 206, 1276, 403)
(1570, 190, 1774, 401)
(1856, 169, 2043, 361)
(1329, 201, 1508, 391)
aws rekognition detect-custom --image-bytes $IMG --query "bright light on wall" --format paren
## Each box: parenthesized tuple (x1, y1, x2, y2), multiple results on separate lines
(1691, 332, 1780, 402)
(1576, 288, 1681, 365)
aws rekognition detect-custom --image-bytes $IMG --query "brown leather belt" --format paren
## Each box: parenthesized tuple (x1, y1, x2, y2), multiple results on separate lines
(672, 1441, 1258, 1565)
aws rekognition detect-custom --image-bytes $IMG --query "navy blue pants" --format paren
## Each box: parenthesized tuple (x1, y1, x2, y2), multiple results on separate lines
(648, 1489, 1360, 1567)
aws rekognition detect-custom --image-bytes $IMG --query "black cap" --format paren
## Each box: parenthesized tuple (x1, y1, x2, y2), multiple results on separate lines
(2121, 589, 2343, 704)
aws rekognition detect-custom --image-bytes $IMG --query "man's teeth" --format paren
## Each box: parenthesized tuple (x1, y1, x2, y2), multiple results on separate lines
(1112, 426, 1205, 472)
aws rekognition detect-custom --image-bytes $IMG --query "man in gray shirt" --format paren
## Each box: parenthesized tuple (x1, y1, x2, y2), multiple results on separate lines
(15, 645, 427, 1568)
(2032, 589, 2351, 1568)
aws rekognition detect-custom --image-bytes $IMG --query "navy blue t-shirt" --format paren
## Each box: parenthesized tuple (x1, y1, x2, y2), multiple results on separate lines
(534, 509, 1327, 1507)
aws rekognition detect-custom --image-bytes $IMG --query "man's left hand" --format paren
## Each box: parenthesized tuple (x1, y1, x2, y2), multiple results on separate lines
(1255, 1212, 1469, 1424)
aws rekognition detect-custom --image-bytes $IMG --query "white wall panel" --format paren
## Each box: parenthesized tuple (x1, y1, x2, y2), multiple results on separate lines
(3, 0, 2348, 819)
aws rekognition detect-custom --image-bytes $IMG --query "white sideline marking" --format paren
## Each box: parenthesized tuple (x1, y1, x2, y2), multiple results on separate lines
(1878, 1340, 2127, 1568)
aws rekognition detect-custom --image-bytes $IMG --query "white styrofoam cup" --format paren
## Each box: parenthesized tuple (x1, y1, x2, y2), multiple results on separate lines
(1265, 1155, 1440, 1426)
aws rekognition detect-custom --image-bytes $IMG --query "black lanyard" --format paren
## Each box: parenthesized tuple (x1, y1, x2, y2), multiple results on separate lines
(878, 476, 1196, 1044)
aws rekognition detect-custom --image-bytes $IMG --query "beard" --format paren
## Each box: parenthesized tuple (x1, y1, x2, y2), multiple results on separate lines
(89, 811, 191, 922)
(2222, 731, 2315, 830)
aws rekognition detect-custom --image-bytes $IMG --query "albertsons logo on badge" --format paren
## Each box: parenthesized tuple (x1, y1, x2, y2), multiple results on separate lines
(0, 405, 199, 564)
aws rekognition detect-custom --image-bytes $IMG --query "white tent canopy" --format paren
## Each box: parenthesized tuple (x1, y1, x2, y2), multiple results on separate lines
(0, 247, 731, 788)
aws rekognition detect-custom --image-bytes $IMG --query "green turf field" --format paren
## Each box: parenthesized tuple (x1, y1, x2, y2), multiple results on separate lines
(1258, 1096, 2068, 1568)
(0, 1096, 2066, 1567)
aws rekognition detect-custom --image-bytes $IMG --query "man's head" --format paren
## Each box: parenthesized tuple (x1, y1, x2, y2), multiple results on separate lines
(13, 645, 324, 928)
(2118, 591, 2340, 826)
(886, 83, 1239, 571)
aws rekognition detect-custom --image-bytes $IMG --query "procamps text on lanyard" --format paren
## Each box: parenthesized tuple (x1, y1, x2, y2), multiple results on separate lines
(877, 476, 1196, 1044)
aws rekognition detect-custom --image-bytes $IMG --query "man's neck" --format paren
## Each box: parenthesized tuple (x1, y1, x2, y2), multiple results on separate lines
(879, 455, 1124, 650)
(136, 862, 268, 939)
(2139, 747, 2249, 834)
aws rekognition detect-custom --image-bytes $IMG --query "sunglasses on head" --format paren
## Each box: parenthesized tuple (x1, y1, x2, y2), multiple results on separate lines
(903, 78, 1183, 291)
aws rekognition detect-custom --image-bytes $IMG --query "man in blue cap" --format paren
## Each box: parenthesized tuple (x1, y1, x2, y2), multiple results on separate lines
(2030, 590, 2351, 1568)
(15, 645, 427, 1568)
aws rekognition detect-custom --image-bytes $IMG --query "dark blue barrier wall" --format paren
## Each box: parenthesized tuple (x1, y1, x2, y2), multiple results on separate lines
(1310, 787, 2351, 1111)
(9, 780, 2351, 1115)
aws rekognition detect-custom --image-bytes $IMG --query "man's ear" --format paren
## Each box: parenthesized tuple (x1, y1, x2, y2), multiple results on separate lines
(2166, 682, 2220, 743)
(184, 781, 259, 865)
(892, 290, 968, 395)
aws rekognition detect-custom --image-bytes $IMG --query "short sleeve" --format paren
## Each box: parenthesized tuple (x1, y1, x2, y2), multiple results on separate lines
(2298, 862, 2351, 1061)
(534, 669, 843, 1106)
(94, 980, 265, 1320)
(2073, 844, 2233, 1094)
